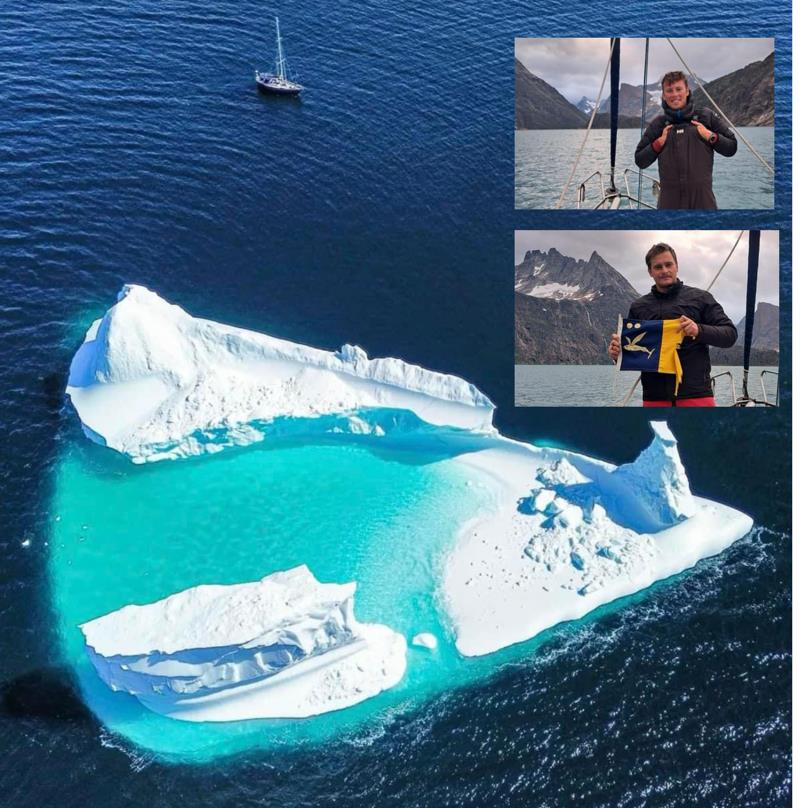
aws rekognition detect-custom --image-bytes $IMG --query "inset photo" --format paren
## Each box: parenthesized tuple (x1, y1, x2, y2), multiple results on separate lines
(514, 230, 779, 407)
(515, 38, 774, 209)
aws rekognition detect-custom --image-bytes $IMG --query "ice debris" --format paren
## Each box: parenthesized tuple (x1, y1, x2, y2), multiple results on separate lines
(411, 633, 438, 650)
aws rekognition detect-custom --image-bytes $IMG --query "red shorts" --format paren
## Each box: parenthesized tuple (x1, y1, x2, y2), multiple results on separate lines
(643, 397, 716, 407)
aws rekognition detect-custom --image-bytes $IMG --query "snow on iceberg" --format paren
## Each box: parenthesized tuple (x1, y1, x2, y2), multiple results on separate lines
(66, 285, 495, 463)
(444, 422, 753, 657)
(67, 288, 754, 681)
(79, 565, 407, 721)
(597, 420, 697, 532)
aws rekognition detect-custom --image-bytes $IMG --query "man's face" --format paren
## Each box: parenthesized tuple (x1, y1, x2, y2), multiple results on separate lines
(648, 251, 679, 291)
(662, 79, 689, 110)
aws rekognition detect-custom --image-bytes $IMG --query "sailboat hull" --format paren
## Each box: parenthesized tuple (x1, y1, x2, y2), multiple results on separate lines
(255, 19, 303, 96)
(255, 74, 303, 96)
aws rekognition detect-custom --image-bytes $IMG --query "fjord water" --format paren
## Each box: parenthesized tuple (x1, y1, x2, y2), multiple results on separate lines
(514, 365, 780, 407)
(1, 0, 790, 804)
(515, 128, 775, 209)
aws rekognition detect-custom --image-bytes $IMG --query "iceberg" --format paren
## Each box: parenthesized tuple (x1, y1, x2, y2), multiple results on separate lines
(66, 285, 495, 463)
(443, 422, 753, 657)
(67, 287, 754, 718)
(79, 566, 407, 721)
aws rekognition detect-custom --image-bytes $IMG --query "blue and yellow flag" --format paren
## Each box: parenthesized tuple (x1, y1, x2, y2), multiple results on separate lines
(616, 316, 684, 394)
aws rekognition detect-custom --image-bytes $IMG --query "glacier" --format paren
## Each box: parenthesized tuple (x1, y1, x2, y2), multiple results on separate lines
(79, 566, 406, 721)
(67, 287, 753, 722)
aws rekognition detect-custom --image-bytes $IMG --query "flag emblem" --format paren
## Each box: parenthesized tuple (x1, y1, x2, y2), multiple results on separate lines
(616, 317, 684, 394)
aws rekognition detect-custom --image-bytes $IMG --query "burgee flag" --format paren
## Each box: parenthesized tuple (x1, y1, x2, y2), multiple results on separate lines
(616, 316, 684, 394)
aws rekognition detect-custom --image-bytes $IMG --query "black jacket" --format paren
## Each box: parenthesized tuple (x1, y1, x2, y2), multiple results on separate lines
(627, 280, 737, 401)
(635, 106, 737, 210)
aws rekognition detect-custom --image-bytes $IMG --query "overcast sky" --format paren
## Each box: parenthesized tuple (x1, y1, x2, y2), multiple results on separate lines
(514, 230, 779, 324)
(514, 38, 774, 104)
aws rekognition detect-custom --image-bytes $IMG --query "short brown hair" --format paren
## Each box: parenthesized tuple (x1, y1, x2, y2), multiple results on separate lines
(645, 243, 678, 269)
(661, 71, 689, 90)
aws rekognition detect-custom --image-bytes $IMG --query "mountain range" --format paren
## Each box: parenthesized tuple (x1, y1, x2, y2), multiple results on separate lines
(516, 52, 774, 129)
(710, 301, 779, 365)
(693, 52, 775, 126)
(515, 248, 779, 365)
(514, 249, 640, 364)
(514, 59, 588, 129)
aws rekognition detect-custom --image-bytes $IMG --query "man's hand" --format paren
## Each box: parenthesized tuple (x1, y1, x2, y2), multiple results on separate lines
(690, 120, 714, 142)
(654, 124, 673, 149)
(679, 315, 699, 338)
(608, 333, 620, 361)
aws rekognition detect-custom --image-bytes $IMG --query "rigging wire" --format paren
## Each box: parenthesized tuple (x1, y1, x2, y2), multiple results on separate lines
(666, 38, 775, 175)
(706, 231, 745, 292)
(554, 40, 615, 209)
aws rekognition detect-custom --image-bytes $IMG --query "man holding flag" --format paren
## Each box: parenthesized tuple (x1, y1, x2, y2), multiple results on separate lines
(607, 243, 737, 406)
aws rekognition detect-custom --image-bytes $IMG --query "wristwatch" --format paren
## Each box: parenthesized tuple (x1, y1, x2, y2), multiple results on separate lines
(708, 133, 718, 145)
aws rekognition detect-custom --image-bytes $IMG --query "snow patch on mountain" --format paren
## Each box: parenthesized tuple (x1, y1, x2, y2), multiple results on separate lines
(523, 282, 601, 302)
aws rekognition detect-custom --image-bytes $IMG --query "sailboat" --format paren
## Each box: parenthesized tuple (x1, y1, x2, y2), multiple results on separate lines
(255, 17, 304, 96)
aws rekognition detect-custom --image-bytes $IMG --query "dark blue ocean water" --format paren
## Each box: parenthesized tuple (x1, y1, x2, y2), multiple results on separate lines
(0, 1, 790, 805)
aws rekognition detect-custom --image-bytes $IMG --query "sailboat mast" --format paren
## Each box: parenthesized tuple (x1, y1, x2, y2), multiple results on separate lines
(275, 17, 285, 80)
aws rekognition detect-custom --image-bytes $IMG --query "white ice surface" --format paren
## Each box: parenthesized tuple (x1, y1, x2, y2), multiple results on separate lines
(80, 566, 407, 721)
(67, 285, 495, 463)
(443, 423, 753, 657)
(411, 633, 438, 650)
(69, 290, 755, 713)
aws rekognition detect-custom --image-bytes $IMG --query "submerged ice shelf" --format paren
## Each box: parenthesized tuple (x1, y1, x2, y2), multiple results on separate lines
(64, 287, 753, 729)
(80, 566, 406, 721)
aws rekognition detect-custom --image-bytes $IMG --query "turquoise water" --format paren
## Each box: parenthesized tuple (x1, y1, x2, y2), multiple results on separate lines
(49, 434, 525, 761)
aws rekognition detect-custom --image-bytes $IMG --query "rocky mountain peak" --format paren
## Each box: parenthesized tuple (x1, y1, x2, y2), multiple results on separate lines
(515, 247, 643, 364)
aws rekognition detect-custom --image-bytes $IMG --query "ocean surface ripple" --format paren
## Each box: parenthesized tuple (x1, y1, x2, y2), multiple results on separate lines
(0, 0, 790, 804)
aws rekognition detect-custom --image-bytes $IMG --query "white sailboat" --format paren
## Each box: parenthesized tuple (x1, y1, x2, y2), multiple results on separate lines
(255, 17, 304, 96)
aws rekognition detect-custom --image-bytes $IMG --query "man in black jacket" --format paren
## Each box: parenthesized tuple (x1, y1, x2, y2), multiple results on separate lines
(608, 243, 737, 406)
(635, 71, 737, 209)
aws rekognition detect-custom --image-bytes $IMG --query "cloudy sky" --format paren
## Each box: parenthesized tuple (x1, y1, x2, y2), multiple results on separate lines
(514, 230, 779, 324)
(514, 38, 774, 104)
